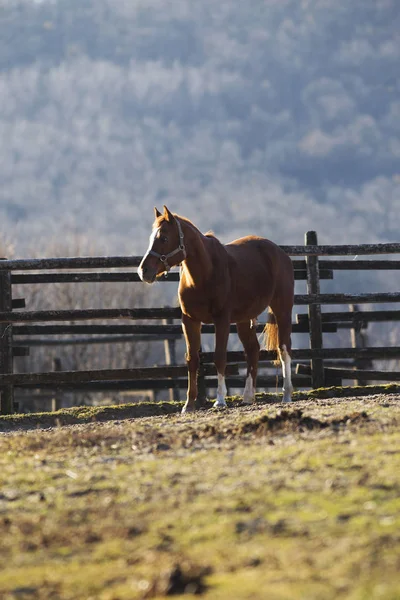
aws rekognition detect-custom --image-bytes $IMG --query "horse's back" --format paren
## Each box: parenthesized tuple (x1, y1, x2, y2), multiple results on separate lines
(225, 235, 294, 319)
(226, 235, 284, 253)
(226, 235, 293, 278)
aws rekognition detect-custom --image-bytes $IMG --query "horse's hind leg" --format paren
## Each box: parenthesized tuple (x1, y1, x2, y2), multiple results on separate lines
(237, 320, 260, 404)
(279, 343, 293, 403)
(270, 306, 293, 403)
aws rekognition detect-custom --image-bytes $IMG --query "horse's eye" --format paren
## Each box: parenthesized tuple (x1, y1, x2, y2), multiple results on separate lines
(160, 235, 168, 244)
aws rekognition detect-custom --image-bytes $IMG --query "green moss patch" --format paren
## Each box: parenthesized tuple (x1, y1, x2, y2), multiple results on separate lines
(2, 383, 400, 433)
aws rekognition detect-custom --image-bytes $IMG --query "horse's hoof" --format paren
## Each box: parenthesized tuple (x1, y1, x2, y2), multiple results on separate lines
(282, 396, 292, 403)
(181, 404, 195, 414)
(242, 397, 255, 405)
(213, 400, 227, 409)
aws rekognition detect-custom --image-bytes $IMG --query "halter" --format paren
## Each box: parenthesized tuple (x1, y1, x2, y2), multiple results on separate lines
(148, 218, 187, 272)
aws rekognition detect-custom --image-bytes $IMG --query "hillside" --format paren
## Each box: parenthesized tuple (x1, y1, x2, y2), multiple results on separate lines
(0, 0, 399, 257)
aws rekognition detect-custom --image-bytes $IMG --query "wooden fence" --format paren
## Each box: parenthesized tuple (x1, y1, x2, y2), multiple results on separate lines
(0, 232, 400, 414)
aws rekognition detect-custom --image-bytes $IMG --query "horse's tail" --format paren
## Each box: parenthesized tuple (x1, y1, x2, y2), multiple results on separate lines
(263, 308, 280, 365)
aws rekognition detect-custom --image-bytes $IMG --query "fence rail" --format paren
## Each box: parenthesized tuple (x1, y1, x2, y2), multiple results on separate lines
(11, 322, 338, 340)
(296, 364, 400, 382)
(11, 269, 334, 284)
(14, 375, 311, 392)
(297, 310, 400, 324)
(0, 241, 399, 271)
(0, 363, 240, 386)
(1, 292, 400, 326)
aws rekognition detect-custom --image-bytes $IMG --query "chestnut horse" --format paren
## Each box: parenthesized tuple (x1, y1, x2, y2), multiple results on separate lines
(138, 206, 294, 413)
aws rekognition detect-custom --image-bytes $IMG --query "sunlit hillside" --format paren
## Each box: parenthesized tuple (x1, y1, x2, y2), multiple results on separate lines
(0, 0, 399, 256)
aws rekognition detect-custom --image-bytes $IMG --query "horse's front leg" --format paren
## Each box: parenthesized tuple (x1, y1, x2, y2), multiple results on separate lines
(213, 316, 231, 409)
(181, 313, 202, 414)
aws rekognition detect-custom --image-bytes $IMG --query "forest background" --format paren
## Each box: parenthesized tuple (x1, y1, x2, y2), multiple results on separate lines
(1, 0, 399, 383)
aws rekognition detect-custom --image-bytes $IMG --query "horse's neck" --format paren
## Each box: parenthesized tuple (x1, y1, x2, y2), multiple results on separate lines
(180, 220, 213, 287)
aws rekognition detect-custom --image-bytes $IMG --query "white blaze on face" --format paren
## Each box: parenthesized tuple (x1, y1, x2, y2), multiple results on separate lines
(213, 372, 227, 408)
(280, 344, 292, 403)
(138, 227, 160, 281)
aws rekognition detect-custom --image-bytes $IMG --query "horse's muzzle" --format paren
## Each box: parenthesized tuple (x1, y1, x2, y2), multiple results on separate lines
(137, 264, 157, 284)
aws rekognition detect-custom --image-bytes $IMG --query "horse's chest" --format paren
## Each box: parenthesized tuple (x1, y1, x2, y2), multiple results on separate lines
(179, 287, 214, 323)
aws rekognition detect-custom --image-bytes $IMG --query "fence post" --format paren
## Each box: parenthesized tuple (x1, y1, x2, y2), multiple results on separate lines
(51, 357, 63, 411)
(196, 348, 207, 408)
(0, 264, 14, 414)
(163, 317, 180, 402)
(349, 304, 372, 386)
(305, 231, 324, 388)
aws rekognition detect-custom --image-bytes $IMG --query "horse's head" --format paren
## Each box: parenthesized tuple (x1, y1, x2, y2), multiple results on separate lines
(138, 205, 186, 284)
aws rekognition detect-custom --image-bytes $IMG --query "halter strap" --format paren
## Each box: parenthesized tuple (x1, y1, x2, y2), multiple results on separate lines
(148, 218, 186, 272)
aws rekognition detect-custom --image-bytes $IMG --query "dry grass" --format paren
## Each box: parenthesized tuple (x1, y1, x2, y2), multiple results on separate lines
(1, 390, 400, 599)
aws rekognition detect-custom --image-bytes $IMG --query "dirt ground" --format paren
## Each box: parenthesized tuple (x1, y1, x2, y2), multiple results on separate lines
(1, 388, 400, 599)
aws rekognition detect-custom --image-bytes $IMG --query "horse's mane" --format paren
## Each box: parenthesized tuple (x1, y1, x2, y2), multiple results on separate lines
(167, 216, 227, 261)
(155, 214, 219, 240)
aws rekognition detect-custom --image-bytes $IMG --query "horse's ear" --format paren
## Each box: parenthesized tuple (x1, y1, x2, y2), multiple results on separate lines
(163, 205, 174, 222)
(154, 207, 162, 219)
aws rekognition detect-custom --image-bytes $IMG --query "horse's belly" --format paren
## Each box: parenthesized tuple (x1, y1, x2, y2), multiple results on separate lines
(231, 270, 272, 320)
(232, 297, 269, 322)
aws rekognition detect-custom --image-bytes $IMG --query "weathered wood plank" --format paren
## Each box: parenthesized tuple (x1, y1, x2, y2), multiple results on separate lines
(14, 374, 311, 391)
(0, 241, 399, 272)
(349, 304, 372, 385)
(0, 363, 239, 386)
(318, 259, 400, 270)
(294, 292, 400, 305)
(293, 259, 400, 270)
(0, 267, 14, 414)
(297, 310, 400, 324)
(1, 256, 143, 270)
(200, 347, 400, 363)
(12, 272, 179, 284)
(13, 325, 185, 336)
(280, 243, 400, 256)
(296, 363, 400, 382)
(12, 322, 336, 337)
(305, 231, 324, 388)
(0, 308, 182, 322)
(1, 293, 399, 324)
(11, 269, 333, 283)
(13, 334, 182, 345)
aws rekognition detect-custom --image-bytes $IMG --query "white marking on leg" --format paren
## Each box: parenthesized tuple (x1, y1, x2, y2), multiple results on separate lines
(280, 344, 292, 403)
(181, 401, 195, 414)
(243, 373, 255, 404)
(213, 373, 227, 408)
